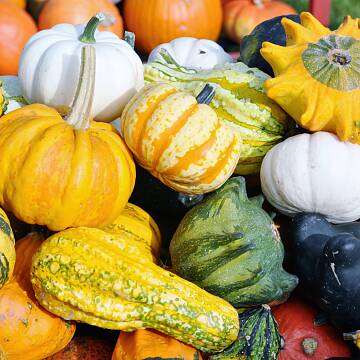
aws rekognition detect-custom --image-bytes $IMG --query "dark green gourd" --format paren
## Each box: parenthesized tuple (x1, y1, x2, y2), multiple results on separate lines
(170, 176, 298, 308)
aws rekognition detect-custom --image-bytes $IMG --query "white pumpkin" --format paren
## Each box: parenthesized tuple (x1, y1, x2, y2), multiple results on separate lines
(260, 132, 360, 224)
(18, 13, 144, 123)
(148, 37, 234, 70)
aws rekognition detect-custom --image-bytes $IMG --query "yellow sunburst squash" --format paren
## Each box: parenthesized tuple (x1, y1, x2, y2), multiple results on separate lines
(0, 46, 135, 231)
(121, 83, 242, 195)
(260, 12, 360, 143)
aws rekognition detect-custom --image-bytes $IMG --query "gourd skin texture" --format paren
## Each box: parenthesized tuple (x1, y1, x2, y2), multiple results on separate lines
(0, 208, 15, 289)
(260, 132, 360, 224)
(19, 22, 143, 122)
(148, 37, 234, 70)
(210, 306, 281, 360)
(261, 12, 360, 143)
(170, 177, 298, 307)
(30, 227, 240, 352)
(112, 329, 203, 360)
(144, 61, 290, 175)
(0, 105, 135, 231)
(102, 203, 162, 262)
(121, 82, 241, 195)
(0, 233, 76, 360)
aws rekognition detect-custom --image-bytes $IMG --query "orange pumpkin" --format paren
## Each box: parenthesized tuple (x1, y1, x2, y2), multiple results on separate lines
(123, 0, 223, 54)
(0, 232, 76, 360)
(38, 0, 124, 38)
(8, 0, 26, 7)
(112, 329, 203, 360)
(223, 0, 296, 43)
(46, 336, 113, 360)
(0, 1, 37, 75)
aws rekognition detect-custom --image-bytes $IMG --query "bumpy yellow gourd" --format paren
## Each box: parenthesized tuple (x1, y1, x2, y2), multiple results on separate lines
(30, 227, 239, 353)
(261, 12, 360, 143)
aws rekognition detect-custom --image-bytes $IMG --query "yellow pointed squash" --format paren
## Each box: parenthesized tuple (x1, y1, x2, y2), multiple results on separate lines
(261, 12, 360, 143)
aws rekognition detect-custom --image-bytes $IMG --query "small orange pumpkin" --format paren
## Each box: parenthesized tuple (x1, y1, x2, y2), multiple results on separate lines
(8, 0, 26, 7)
(38, 0, 124, 38)
(223, 0, 296, 43)
(112, 329, 203, 360)
(0, 1, 37, 75)
(0, 232, 76, 360)
(123, 0, 223, 53)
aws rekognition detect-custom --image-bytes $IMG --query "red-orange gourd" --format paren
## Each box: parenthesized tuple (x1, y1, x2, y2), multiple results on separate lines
(223, 0, 296, 43)
(46, 336, 113, 360)
(112, 329, 203, 360)
(0, 232, 76, 360)
(38, 0, 124, 38)
(0, 1, 37, 75)
(123, 0, 223, 54)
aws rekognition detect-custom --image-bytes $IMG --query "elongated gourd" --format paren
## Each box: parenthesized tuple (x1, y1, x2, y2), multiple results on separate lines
(30, 227, 239, 353)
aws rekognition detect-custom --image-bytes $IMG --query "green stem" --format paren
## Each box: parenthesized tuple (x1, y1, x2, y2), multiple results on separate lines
(124, 31, 135, 49)
(196, 84, 215, 105)
(79, 13, 106, 43)
(159, 48, 183, 67)
(66, 46, 96, 130)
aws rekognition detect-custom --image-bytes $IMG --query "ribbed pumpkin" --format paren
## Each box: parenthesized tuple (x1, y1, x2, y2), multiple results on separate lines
(121, 82, 241, 195)
(30, 226, 239, 352)
(223, 0, 297, 43)
(144, 57, 290, 175)
(210, 306, 281, 360)
(102, 203, 162, 262)
(0, 232, 76, 360)
(123, 0, 222, 54)
(170, 176, 298, 307)
(47, 336, 113, 360)
(0, 46, 135, 231)
(38, 0, 124, 37)
(0, 1, 37, 76)
(0, 209, 15, 289)
(261, 12, 360, 143)
(112, 329, 203, 360)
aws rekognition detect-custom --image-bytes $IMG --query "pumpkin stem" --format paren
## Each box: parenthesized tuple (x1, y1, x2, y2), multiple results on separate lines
(196, 84, 215, 105)
(66, 46, 96, 129)
(301, 338, 318, 356)
(124, 31, 135, 49)
(79, 13, 107, 43)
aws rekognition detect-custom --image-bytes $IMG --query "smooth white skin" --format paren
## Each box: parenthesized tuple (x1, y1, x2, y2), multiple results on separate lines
(19, 23, 144, 122)
(148, 37, 234, 70)
(260, 132, 360, 224)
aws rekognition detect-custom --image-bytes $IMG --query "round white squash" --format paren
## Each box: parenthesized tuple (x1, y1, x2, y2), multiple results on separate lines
(260, 132, 360, 224)
(18, 13, 144, 123)
(148, 37, 234, 70)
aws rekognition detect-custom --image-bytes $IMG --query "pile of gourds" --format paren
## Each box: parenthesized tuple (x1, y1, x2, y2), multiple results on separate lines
(0, 1, 360, 359)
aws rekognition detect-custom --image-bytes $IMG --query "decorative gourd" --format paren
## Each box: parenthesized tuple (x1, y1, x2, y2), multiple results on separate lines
(260, 132, 360, 224)
(291, 213, 360, 331)
(0, 76, 27, 116)
(0, 232, 76, 360)
(273, 296, 352, 359)
(102, 203, 162, 262)
(121, 82, 241, 195)
(123, 0, 222, 54)
(148, 37, 233, 70)
(46, 336, 113, 360)
(261, 12, 360, 143)
(30, 227, 240, 353)
(0, 46, 135, 231)
(170, 176, 298, 307)
(0, 209, 15, 289)
(0, 1, 37, 76)
(19, 13, 143, 123)
(144, 57, 291, 175)
(240, 14, 300, 76)
(210, 306, 281, 360)
(112, 329, 203, 360)
(38, 0, 123, 37)
(223, 0, 296, 43)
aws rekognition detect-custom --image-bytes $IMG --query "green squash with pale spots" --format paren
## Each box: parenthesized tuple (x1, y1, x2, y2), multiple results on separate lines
(170, 176, 298, 307)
